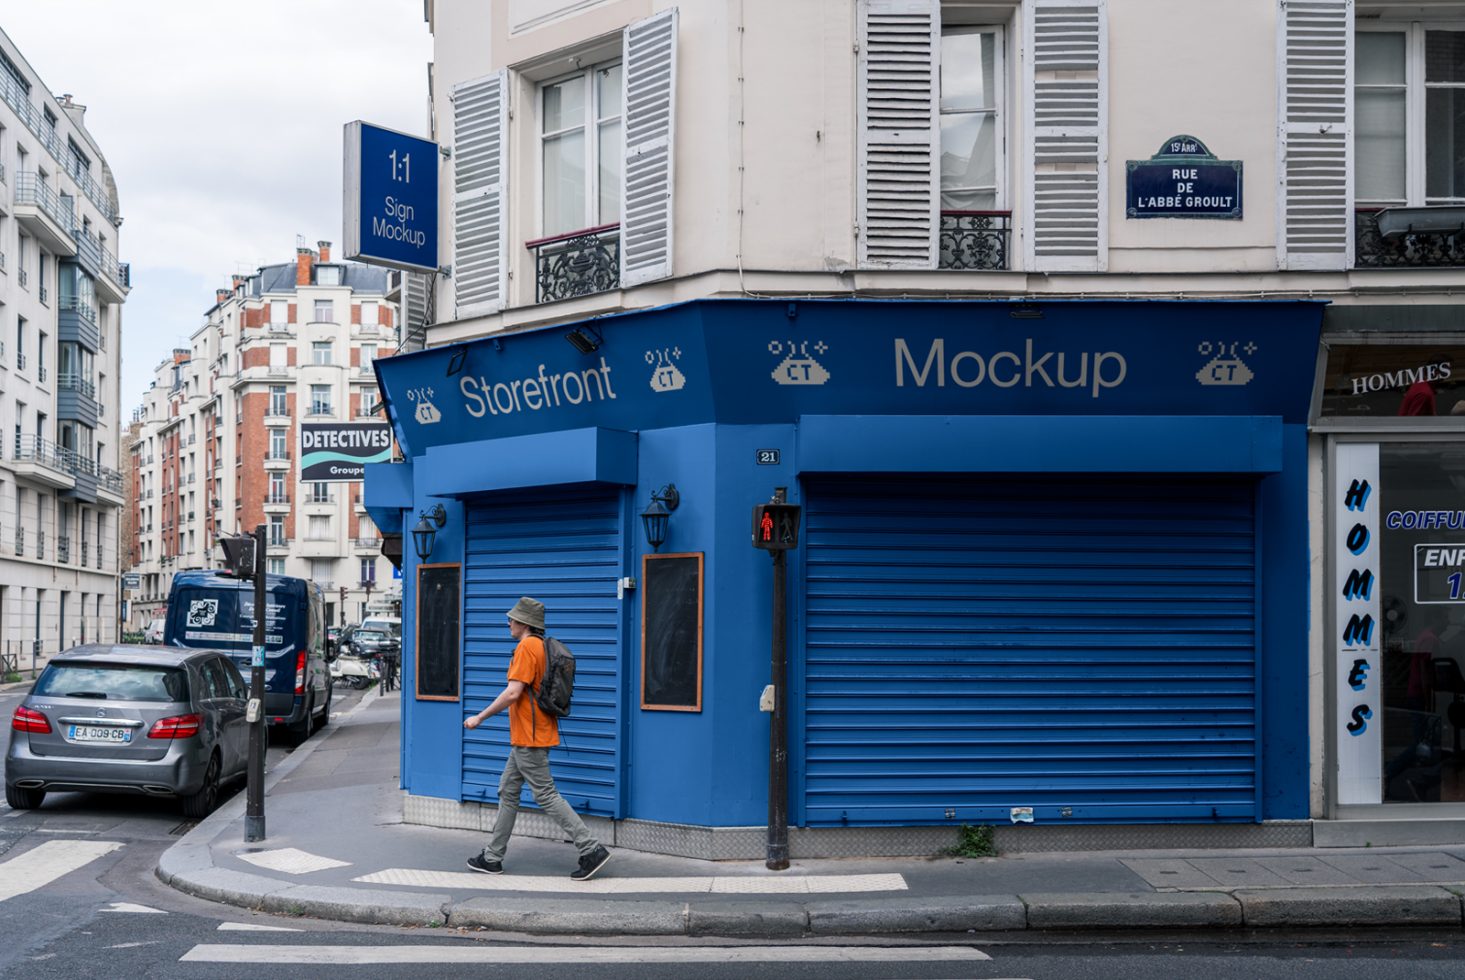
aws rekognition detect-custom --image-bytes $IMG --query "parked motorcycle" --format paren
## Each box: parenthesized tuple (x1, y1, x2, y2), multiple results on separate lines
(330, 654, 378, 690)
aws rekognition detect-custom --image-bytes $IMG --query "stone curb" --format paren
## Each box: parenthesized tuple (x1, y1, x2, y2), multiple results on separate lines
(1022, 891, 1242, 930)
(1235, 885, 1465, 928)
(447, 897, 687, 935)
(806, 897, 1026, 934)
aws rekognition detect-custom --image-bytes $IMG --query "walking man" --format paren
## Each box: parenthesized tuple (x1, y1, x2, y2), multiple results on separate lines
(464, 596, 611, 881)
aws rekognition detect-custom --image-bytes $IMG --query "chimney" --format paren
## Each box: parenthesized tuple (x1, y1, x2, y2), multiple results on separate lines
(215, 289, 231, 307)
(317, 240, 332, 264)
(297, 247, 315, 286)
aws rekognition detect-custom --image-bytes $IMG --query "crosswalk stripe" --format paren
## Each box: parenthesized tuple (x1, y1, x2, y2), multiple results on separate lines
(354, 868, 908, 894)
(0, 840, 124, 903)
(181, 944, 991, 965)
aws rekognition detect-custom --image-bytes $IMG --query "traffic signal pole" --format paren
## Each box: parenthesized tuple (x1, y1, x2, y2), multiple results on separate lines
(245, 523, 267, 842)
(767, 542, 789, 870)
(753, 487, 799, 871)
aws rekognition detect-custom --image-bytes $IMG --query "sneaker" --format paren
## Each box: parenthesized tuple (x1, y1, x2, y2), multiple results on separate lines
(466, 853, 503, 875)
(570, 845, 611, 881)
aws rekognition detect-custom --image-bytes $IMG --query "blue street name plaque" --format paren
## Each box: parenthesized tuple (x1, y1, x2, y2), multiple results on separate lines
(1126, 135, 1242, 220)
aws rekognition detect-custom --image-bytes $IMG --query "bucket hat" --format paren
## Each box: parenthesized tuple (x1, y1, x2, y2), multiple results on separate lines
(506, 596, 545, 631)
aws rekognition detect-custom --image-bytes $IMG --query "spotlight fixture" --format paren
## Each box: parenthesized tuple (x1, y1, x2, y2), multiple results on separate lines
(565, 325, 604, 354)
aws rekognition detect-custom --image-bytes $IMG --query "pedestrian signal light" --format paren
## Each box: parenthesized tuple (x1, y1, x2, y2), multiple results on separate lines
(751, 503, 801, 551)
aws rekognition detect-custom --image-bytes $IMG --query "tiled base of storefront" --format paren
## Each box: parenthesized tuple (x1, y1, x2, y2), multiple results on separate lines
(403, 794, 1363, 859)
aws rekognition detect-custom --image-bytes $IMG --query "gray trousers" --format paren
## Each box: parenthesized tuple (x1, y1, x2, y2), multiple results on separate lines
(483, 746, 598, 861)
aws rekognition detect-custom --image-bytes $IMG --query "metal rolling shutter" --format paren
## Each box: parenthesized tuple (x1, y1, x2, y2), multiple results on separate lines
(802, 476, 1258, 826)
(461, 487, 624, 818)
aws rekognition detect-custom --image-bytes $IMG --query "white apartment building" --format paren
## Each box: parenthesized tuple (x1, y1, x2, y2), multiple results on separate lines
(127, 242, 399, 632)
(371, 0, 1465, 851)
(0, 27, 129, 668)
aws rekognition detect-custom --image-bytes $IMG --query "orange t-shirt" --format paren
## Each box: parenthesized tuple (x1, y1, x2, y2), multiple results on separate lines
(507, 635, 558, 747)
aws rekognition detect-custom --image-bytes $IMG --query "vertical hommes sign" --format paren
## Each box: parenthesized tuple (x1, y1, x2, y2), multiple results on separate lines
(1335, 444, 1381, 804)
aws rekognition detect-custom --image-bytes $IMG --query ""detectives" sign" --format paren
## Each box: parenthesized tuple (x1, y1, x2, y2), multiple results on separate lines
(300, 422, 393, 482)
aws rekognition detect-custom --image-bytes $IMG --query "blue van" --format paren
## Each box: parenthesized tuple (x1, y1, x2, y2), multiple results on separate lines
(163, 570, 332, 743)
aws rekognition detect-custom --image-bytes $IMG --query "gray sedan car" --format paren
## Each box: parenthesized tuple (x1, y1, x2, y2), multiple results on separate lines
(5, 645, 248, 817)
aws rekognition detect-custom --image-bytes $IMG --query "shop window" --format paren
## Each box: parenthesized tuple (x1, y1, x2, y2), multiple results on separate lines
(1377, 442, 1465, 804)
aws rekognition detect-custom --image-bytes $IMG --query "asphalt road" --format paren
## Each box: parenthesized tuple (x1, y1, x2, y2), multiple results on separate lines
(5, 685, 1465, 978)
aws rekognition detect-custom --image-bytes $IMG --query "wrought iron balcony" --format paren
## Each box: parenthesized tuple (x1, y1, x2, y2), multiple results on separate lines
(57, 536, 70, 563)
(1355, 208, 1465, 268)
(528, 224, 621, 304)
(14, 528, 22, 557)
(939, 211, 1012, 271)
(36, 530, 45, 560)
(264, 492, 290, 505)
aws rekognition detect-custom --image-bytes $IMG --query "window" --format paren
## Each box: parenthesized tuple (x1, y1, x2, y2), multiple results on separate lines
(269, 429, 286, 459)
(269, 343, 286, 369)
(269, 385, 287, 416)
(360, 557, 377, 584)
(268, 516, 286, 546)
(310, 557, 332, 580)
(1357, 26, 1465, 206)
(540, 61, 623, 236)
(313, 299, 334, 323)
(309, 384, 332, 415)
(270, 300, 288, 326)
(940, 26, 1004, 211)
(311, 341, 333, 365)
(360, 344, 376, 371)
(316, 265, 341, 286)
(268, 474, 285, 503)
(310, 482, 330, 503)
(308, 515, 330, 540)
(361, 302, 378, 327)
(268, 557, 285, 576)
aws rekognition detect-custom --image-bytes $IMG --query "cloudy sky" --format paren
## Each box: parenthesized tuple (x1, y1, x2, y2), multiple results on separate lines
(2, 2, 434, 408)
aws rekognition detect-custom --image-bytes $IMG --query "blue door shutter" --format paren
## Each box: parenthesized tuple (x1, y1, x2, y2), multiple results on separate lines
(801, 476, 1259, 827)
(461, 487, 624, 818)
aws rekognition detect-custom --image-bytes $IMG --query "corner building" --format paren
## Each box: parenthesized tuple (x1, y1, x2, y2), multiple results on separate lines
(367, 1, 1465, 856)
(128, 242, 399, 631)
(0, 28, 129, 663)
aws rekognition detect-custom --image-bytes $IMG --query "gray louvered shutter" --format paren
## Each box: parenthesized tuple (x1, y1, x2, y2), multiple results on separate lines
(400, 271, 431, 353)
(857, 0, 939, 269)
(621, 8, 677, 288)
(452, 70, 508, 316)
(1278, 0, 1351, 270)
(1025, 0, 1106, 271)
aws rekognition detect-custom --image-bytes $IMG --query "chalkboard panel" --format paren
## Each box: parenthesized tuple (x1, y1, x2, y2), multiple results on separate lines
(416, 563, 461, 701)
(641, 552, 703, 711)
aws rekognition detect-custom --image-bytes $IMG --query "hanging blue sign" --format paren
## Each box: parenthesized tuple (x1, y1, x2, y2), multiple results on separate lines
(343, 120, 439, 272)
(1126, 135, 1242, 220)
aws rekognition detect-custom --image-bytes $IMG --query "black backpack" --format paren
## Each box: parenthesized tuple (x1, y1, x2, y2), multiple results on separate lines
(533, 635, 576, 718)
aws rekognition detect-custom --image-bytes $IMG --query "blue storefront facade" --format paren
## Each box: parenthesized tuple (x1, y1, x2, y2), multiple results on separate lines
(367, 298, 1324, 853)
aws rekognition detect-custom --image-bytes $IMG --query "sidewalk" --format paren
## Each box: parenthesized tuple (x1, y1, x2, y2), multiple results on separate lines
(156, 691, 1465, 937)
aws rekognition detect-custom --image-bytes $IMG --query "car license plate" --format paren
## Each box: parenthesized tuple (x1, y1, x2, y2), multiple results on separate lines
(68, 725, 132, 744)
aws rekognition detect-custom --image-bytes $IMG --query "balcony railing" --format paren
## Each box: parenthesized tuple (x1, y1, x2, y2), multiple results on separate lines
(57, 535, 70, 563)
(57, 372, 96, 398)
(14, 528, 22, 557)
(355, 536, 381, 548)
(939, 211, 1012, 271)
(15, 172, 77, 239)
(36, 530, 45, 560)
(528, 224, 621, 304)
(60, 293, 98, 325)
(265, 493, 290, 505)
(12, 433, 71, 473)
(1355, 208, 1465, 268)
(0, 73, 121, 224)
